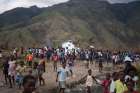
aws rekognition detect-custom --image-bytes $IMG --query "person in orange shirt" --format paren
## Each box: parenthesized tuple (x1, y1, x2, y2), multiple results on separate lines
(26, 53, 33, 67)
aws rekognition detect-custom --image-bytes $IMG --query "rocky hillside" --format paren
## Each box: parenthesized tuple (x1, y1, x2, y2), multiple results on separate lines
(0, 0, 140, 49)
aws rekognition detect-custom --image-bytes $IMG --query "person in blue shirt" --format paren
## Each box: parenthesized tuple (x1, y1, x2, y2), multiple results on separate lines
(56, 62, 69, 93)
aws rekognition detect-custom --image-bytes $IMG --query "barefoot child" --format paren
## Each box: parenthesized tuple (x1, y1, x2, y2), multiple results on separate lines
(85, 69, 97, 93)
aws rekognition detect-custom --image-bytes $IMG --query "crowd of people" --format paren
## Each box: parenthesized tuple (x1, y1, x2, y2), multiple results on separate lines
(0, 46, 139, 93)
(85, 61, 139, 93)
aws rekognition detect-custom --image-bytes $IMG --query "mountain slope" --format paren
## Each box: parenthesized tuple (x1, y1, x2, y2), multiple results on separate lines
(0, 0, 140, 49)
(0, 6, 45, 29)
(110, 1, 140, 32)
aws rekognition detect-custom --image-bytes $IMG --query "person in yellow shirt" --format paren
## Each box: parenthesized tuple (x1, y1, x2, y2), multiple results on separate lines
(115, 71, 128, 93)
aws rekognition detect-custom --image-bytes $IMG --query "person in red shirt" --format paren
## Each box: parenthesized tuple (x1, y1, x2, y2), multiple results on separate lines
(124, 80, 139, 93)
(101, 73, 111, 93)
(52, 52, 59, 71)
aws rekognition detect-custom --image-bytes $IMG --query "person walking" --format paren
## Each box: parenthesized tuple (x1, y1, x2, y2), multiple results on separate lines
(37, 61, 45, 86)
(8, 57, 16, 88)
(52, 52, 59, 72)
(56, 62, 69, 93)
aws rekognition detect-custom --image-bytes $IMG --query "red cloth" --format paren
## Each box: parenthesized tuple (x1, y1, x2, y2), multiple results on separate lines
(102, 80, 111, 93)
(52, 55, 59, 62)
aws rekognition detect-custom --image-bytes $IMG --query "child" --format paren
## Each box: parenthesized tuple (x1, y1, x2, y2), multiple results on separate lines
(22, 75, 37, 93)
(16, 63, 25, 89)
(15, 72, 23, 89)
(85, 69, 97, 93)
(101, 73, 111, 93)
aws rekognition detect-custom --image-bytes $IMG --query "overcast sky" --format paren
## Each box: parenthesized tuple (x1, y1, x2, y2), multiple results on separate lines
(0, 0, 137, 14)
(107, 0, 137, 3)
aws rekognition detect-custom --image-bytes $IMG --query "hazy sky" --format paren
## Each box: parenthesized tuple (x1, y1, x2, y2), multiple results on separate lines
(107, 0, 137, 3)
(0, 0, 137, 14)
(0, 0, 69, 14)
